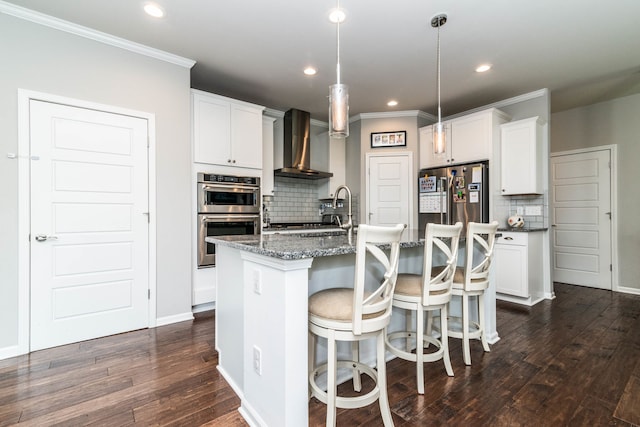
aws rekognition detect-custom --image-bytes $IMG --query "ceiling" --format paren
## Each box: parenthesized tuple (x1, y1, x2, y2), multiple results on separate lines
(5, 0, 640, 121)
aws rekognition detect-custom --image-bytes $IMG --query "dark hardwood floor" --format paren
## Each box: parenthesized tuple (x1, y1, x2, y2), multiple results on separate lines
(1, 283, 639, 426)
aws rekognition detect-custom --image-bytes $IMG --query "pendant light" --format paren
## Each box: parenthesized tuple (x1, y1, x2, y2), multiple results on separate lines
(432, 14, 447, 155)
(329, 1, 349, 138)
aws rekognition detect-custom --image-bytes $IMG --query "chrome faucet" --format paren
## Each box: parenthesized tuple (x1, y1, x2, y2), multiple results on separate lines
(333, 185, 353, 242)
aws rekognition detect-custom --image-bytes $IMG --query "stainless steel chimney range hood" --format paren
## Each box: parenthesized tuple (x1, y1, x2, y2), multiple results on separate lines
(274, 109, 333, 180)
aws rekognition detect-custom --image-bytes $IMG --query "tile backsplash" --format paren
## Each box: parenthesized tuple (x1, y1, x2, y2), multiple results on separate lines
(493, 192, 548, 229)
(263, 176, 359, 225)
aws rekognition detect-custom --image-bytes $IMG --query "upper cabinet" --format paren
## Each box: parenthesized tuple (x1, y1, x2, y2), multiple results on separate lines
(261, 116, 276, 197)
(420, 108, 510, 169)
(192, 89, 265, 169)
(316, 131, 346, 198)
(327, 134, 346, 198)
(500, 116, 544, 195)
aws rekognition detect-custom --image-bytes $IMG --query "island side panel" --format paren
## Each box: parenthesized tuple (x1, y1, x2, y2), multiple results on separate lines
(215, 246, 245, 398)
(241, 252, 313, 427)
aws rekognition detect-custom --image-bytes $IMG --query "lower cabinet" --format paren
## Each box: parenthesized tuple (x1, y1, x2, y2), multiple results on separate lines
(495, 231, 543, 305)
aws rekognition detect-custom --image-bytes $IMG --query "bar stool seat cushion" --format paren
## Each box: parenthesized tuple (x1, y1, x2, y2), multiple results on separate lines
(309, 288, 382, 322)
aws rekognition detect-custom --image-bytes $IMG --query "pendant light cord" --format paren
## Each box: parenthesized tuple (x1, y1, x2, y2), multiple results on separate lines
(436, 18, 441, 123)
(336, 0, 341, 85)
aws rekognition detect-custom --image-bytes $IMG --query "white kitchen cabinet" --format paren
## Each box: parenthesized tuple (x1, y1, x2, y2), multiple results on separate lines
(419, 122, 451, 168)
(316, 131, 346, 198)
(495, 231, 543, 305)
(419, 108, 510, 169)
(262, 116, 276, 197)
(327, 134, 346, 197)
(192, 89, 265, 169)
(500, 116, 544, 195)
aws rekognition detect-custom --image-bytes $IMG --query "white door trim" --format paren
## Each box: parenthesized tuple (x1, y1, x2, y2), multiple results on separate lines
(365, 151, 414, 230)
(17, 89, 157, 355)
(550, 144, 618, 292)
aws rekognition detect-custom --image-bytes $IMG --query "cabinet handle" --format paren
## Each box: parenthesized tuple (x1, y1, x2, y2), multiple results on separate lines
(232, 160, 236, 164)
(227, 159, 231, 163)
(451, 158, 454, 162)
(504, 236, 514, 240)
(502, 189, 506, 192)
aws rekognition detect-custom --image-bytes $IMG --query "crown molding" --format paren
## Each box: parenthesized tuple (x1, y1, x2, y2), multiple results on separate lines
(444, 88, 550, 120)
(354, 110, 436, 121)
(0, 0, 196, 68)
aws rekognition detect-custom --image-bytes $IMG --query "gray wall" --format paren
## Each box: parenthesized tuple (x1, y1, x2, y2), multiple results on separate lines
(551, 93, 640, 290)
(357, 114, 423, 225)
(0, 14, 193, 351)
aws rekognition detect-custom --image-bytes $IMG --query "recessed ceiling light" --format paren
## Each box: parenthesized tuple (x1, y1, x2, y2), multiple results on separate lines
(304, 67, 317, 76)
(475, 64, 491, 73)
(387, 100, 398, 107)
(329, 8, 346, 23)
(144, 3, 165, 18)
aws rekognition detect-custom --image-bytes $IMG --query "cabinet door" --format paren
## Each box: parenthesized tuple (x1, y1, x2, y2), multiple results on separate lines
(193, 93, 231, 165)
(451, 112, 490, 164)
(231, 104, 263, 169)
(262, 117, 275, 196)
(419, 123, 451, 169)
(328, 135, 346, 197)
(495, 241, 528, 298)
(500, 117, 543, 195)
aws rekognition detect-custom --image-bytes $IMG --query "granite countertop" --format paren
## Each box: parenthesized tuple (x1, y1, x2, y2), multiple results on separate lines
(497, 227, 548, 232)
(208, 229, 424, 260)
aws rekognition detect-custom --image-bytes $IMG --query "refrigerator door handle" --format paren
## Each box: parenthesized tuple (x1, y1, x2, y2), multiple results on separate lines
(439, 176, 448, 225)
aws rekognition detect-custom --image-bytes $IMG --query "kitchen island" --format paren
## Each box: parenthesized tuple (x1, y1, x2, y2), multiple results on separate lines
(208, 230, 499, 427)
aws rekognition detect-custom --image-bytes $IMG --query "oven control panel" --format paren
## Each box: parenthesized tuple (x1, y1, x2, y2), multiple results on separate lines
(198, 173, 259, 186)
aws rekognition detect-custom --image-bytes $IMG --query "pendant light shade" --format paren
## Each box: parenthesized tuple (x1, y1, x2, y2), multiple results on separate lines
(329, 83, 349, 137)
(329, 1, 349, 138)
(432, 14, 447, 155)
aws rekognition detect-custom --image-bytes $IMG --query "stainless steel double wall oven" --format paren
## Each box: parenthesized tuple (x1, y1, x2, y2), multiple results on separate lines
(197, 173, 260, 267)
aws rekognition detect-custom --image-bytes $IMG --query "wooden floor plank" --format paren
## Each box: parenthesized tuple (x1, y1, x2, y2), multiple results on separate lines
(1, 284, 639, 426)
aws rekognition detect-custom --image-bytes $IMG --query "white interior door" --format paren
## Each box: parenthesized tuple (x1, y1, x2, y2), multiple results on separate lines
(551, 149, 611, 289)
(30, 100, 150, 351)
(367, 154, 411, 229)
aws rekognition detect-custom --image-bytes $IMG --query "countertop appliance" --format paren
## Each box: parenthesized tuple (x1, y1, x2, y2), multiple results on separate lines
(418, 161, 489, 236)
(197, 173, 260, 267)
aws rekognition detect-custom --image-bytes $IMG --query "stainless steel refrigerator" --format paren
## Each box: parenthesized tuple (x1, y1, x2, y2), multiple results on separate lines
(418, 161, 489, 236)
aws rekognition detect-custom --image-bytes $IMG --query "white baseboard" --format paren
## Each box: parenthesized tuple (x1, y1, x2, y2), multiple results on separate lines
(617, 286, 640, 296)
(155, 311, 194, 327)
(0, 345, 21, 361)
(239, 399, 268, 427)
(217, 365, 244, 400)
(192, 302, 215, 313)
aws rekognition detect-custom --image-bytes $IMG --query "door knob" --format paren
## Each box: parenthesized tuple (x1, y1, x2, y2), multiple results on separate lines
(34, 235, 58, 242)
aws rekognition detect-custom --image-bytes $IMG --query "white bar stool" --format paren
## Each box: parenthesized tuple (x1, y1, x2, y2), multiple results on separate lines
(308, 223, 405, 427)
(385, 222, 462, 394)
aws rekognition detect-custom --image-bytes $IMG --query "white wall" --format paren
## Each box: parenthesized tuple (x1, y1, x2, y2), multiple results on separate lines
(0, 13, 193, 351)
(551, 93, 640, 291)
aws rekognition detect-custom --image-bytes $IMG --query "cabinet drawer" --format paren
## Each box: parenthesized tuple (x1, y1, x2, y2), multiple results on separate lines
(497, 232, 527, 246)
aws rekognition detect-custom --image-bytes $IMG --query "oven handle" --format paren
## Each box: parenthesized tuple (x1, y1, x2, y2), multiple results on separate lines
(200, 183, 259, 192)
(200, 214, 260, 223)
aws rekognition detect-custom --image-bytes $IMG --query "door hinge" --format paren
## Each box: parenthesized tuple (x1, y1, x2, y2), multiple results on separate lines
(143, 212, 150, 223)
(610, 264, 612, 272)
(147, 136, 150, 148)
(148, 289, 151, 299)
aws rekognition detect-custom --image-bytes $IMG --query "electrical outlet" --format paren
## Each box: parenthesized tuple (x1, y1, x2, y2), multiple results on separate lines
(516, 206, 524, 215)
(253, 346, 262, 375)
(252, 269, 262, 295)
